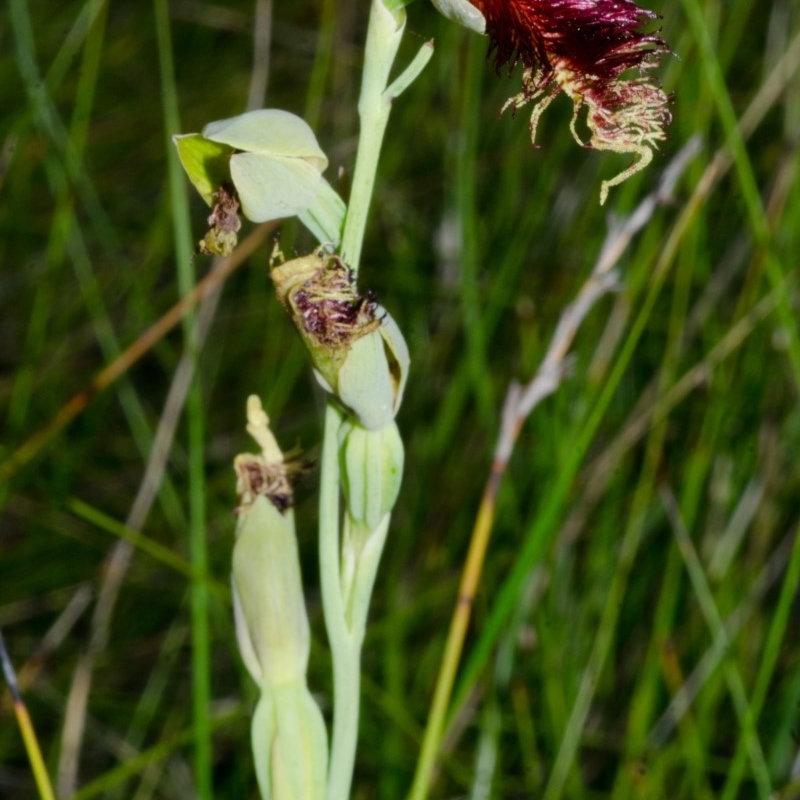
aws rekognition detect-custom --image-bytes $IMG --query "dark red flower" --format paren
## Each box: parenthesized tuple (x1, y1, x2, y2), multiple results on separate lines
(470, 0, 672, 203)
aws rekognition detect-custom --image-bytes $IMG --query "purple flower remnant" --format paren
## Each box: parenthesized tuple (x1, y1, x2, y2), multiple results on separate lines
(292, 263, 379, 348)
(271, 248, 381, 353)
(472, 0, 672, 203)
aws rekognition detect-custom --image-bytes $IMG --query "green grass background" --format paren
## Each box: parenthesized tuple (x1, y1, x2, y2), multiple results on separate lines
(2, 0, 800, 798)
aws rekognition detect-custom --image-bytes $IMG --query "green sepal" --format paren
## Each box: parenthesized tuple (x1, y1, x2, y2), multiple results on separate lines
(203, 109, 327, 169)
(172, 133, 235, 206)
(228, 153, 325, 223)
(335, 309, 410, 430)
(251, 685, 328, 800)
(429, 0, 486, 32)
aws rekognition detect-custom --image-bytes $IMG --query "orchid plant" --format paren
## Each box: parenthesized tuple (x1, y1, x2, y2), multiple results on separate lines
(173, 0, 671, 797)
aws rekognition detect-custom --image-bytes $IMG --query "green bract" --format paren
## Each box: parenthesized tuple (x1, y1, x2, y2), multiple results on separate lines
(251, 685, 328, 800)
(335, 313, 409, 431)
(232, 496, 310, 687)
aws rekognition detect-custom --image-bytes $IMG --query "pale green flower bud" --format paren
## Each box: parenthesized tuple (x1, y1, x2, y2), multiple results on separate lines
(232, 397, 327, 800)
(232, 397, 309, 686)
(271, 247, 409, 430)
(339, 421, 404, 537)
(232, 496, 309, 687)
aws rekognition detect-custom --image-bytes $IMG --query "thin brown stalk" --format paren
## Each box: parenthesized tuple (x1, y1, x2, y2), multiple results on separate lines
(561, 142, 797, 552)
(0, 221, 276, 485)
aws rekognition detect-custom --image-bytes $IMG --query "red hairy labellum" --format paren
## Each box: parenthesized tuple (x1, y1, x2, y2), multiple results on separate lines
(471, 0, 673, 203)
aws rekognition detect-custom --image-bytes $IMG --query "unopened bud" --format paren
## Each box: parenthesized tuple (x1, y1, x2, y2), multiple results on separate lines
(232, 496, 310, 687)
(339, 420, 404, 537)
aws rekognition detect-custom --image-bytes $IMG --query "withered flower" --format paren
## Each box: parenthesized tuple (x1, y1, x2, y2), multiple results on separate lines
(231, 397, 329, 800)
(271, 247, 381, 355)
(198, 183, 241, 257)
(271, 246, 410, 431)
(457, 0, 672, 203)
(234, 396, 306, 513)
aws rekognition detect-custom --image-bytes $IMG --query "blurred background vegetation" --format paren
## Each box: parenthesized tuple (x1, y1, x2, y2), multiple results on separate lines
(2, 0, 800, 798)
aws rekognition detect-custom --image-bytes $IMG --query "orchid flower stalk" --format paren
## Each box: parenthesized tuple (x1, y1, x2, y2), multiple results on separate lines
(173, 0, 672, 796)
(174, 1, 430, 798)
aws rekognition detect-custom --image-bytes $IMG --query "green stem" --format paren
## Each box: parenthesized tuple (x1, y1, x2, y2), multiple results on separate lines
(319, 3, 430, 797)
(339, 6, 432, 273)
(319, 404, 345, 639)
(339, 0, 404, 274)
(328, 642, 361, 800)
(320, 414, 394, 800)
(319, 403, 362, 800)
(321, 3, 401, 796)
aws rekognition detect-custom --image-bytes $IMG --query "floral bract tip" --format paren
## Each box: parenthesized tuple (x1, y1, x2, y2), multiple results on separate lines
(468, 0, 672, 203)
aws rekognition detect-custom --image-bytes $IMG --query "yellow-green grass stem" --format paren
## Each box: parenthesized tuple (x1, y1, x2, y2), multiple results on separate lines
(1, 631, 57, 800)
(407, 460, 505, 800)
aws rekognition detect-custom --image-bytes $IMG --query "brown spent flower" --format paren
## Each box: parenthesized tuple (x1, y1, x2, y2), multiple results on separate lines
(271, 247, 381, 350)
(270, 246, 409, 430)
(234, 453, 297, 514)
(233, 396, 309, 513)
(198, 183, 241, 256)
(471, 0, 672, 203)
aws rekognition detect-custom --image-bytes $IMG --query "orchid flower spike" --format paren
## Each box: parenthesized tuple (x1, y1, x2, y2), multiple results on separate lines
(432, 0, 673, 204)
